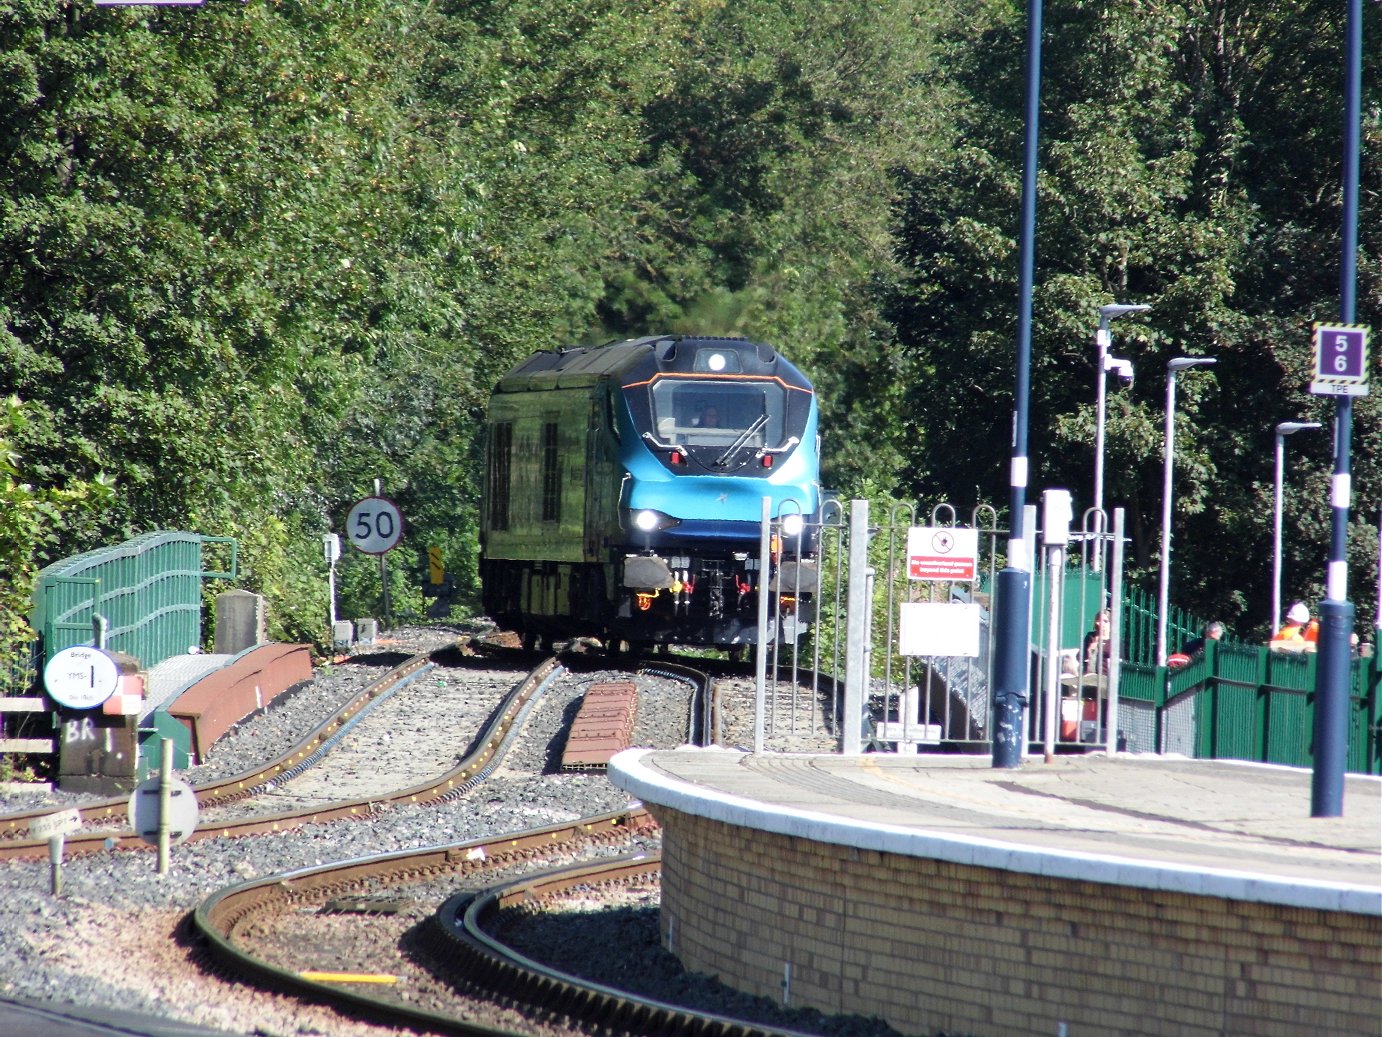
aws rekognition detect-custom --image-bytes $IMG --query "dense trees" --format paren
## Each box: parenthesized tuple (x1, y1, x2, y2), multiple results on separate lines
(889, 0, 1381, 633)
(0, 0, 1376, 670)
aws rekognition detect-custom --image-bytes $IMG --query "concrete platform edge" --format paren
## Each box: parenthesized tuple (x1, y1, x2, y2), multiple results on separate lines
(610, 748, 1382, 916)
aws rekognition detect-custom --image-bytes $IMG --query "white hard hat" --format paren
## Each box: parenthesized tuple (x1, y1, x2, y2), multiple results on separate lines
(1287, 602, 1309, 624)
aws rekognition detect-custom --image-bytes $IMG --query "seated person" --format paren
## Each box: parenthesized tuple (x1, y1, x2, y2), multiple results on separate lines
(1182, 621, 1225, 656)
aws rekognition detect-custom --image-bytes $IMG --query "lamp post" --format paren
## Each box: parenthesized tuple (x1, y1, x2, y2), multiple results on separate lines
(1155, 356, 1217, 667)
(990, 0, 1044, 769)
(1094, 304, 1148, 566)
(1272, 421, 1322, 632)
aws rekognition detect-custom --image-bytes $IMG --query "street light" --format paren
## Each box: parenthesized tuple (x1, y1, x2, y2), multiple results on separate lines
(1272, 421, 1322, 633)
(1156, 356, 1217, 667)
(1094, 303, 1149, 564)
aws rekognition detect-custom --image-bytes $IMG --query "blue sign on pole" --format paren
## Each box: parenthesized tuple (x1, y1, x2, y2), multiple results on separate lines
(1310, 323, 1371, 396)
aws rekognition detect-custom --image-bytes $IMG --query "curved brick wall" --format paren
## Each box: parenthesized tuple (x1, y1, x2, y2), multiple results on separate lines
(649, 804, 1380, 1037)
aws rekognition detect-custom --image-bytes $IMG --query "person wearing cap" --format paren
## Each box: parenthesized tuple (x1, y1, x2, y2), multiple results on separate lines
(1274, 602, 1311, 642)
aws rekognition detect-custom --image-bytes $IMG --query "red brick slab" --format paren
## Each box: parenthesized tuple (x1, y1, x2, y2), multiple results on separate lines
(165, 644, 313, 763)
(562, 681, 638, 770)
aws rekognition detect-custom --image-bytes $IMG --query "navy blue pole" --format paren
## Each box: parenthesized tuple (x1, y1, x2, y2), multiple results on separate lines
(992, 0, 1043, 769)
(1311, 0, 1362, 817)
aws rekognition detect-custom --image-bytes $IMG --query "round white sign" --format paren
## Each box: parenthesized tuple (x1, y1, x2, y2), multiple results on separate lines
(346, 496, 405, 555)
(128, 777, 200, 846)
(43, 646, 120, 710)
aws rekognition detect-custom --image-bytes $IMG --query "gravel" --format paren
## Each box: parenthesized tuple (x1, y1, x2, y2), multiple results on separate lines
(0, 625, 883, 1037)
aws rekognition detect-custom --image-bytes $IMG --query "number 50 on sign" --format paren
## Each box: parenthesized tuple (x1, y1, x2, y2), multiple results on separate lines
(1310, 323, 1371, 397)
(347, 496, 405, 554)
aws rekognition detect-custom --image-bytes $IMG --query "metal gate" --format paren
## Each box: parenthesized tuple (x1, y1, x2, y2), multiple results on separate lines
(753, 498, 1126, 757)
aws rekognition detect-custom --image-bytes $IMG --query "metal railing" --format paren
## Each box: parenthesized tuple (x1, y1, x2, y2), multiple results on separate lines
(32, 530, 237, 669)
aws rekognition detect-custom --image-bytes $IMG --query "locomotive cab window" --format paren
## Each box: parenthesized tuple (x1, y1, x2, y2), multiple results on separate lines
(647, 380, 784, 447)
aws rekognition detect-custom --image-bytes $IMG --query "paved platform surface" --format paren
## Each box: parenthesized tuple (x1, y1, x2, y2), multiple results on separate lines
(0, 997, 242, 1036)
(610, 750, 1382, 914)
(142, 653, 233, 717)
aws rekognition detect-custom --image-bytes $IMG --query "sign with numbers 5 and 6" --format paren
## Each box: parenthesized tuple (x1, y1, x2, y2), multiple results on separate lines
(1310, 323, 1371, 397)
(346, 496, 405, 554)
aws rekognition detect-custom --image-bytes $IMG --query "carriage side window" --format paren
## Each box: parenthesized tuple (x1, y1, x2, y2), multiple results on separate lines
(541, 421, 561, 523)
(489, 421, 513, 531)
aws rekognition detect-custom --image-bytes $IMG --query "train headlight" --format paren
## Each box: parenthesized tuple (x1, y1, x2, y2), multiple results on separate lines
(780, 513, 804, 538)
(630, 509, 680, 533)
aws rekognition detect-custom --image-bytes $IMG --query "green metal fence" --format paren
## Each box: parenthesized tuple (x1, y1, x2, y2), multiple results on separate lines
(31, 531, 237, 671)
(1119, 641, 1381, 774)
(1120, 583, 1201, 666)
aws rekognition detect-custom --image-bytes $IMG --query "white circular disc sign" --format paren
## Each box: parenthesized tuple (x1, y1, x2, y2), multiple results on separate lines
(346, 496, 405, 554)
(128, 777, 199, 846)
(44, 646, 119, 710)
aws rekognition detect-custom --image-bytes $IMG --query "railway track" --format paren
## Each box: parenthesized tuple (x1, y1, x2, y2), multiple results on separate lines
(1, 631, 854, 1035)
(194, 810, 660, 1037)
(0, 641, 560, 860)
(195, 820, 830, 1037)
(184, 651, 848, 1037)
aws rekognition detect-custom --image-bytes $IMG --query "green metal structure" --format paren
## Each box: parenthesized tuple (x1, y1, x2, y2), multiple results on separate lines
(1120, 642, 1381, 774)
(31, 530, 237, 670)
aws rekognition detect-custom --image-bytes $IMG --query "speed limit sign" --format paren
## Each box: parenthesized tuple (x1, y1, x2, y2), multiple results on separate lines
(346, 496, 405, 554)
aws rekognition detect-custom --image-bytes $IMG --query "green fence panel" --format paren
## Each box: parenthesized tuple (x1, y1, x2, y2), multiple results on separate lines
(138, 712, 192, 777)
(1120, 585, 1203, 667)
(1029, 566, 1106, 652)
(1114, 641, 1377, 774)
(1348, 651, 1381, 773)
(1117, 661, 1159, 704)
(31, 531, 237, 673)
(1196, 678, 1257, 761)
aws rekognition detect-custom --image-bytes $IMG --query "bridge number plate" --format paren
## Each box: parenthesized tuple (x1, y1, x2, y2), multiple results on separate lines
(346, 496, 405, 554)
(44, 646, 119, 710)
(1310, 323, 1370, 397)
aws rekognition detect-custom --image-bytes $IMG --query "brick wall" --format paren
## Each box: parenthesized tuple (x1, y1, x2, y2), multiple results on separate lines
(652, 805, 1382, 1037)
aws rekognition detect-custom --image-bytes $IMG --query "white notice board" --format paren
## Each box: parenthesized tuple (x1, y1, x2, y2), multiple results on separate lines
(898, 602, 981, 658)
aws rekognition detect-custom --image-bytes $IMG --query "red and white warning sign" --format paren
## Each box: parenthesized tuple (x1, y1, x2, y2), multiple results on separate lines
(906, 526, 978, 581)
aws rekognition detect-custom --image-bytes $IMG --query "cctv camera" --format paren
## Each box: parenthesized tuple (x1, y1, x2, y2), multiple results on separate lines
(1107, 357, 1134, 384)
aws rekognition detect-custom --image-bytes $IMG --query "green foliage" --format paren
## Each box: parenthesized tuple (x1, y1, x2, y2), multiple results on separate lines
(0, 0, 1375, 646)
(0, 396, 114, 692)
(888, 0, 1381, 630)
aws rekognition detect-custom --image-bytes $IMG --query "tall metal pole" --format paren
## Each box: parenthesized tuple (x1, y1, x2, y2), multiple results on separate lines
(991, 0, 1043, 769)
(1312, 0, 1362, 818)
(1156, 371, 1177, 669)
(1094, 303, 1150, 551)
(1273, 422, 1322, 632)
(1156, 358, 1216, 667)
(1094, 321, 1108, 537)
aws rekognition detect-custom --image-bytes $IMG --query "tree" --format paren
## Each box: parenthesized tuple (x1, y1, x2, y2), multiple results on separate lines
(887, 0, 1381, 631)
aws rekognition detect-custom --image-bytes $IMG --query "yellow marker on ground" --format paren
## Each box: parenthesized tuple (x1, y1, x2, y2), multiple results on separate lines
(299, 971, 399, 984)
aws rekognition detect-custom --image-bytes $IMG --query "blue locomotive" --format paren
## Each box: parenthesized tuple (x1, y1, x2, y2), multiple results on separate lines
(479, 335, 822, 651)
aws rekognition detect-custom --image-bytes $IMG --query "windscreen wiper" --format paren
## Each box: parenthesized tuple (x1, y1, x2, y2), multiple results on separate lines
(714, 414, 768, 468)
